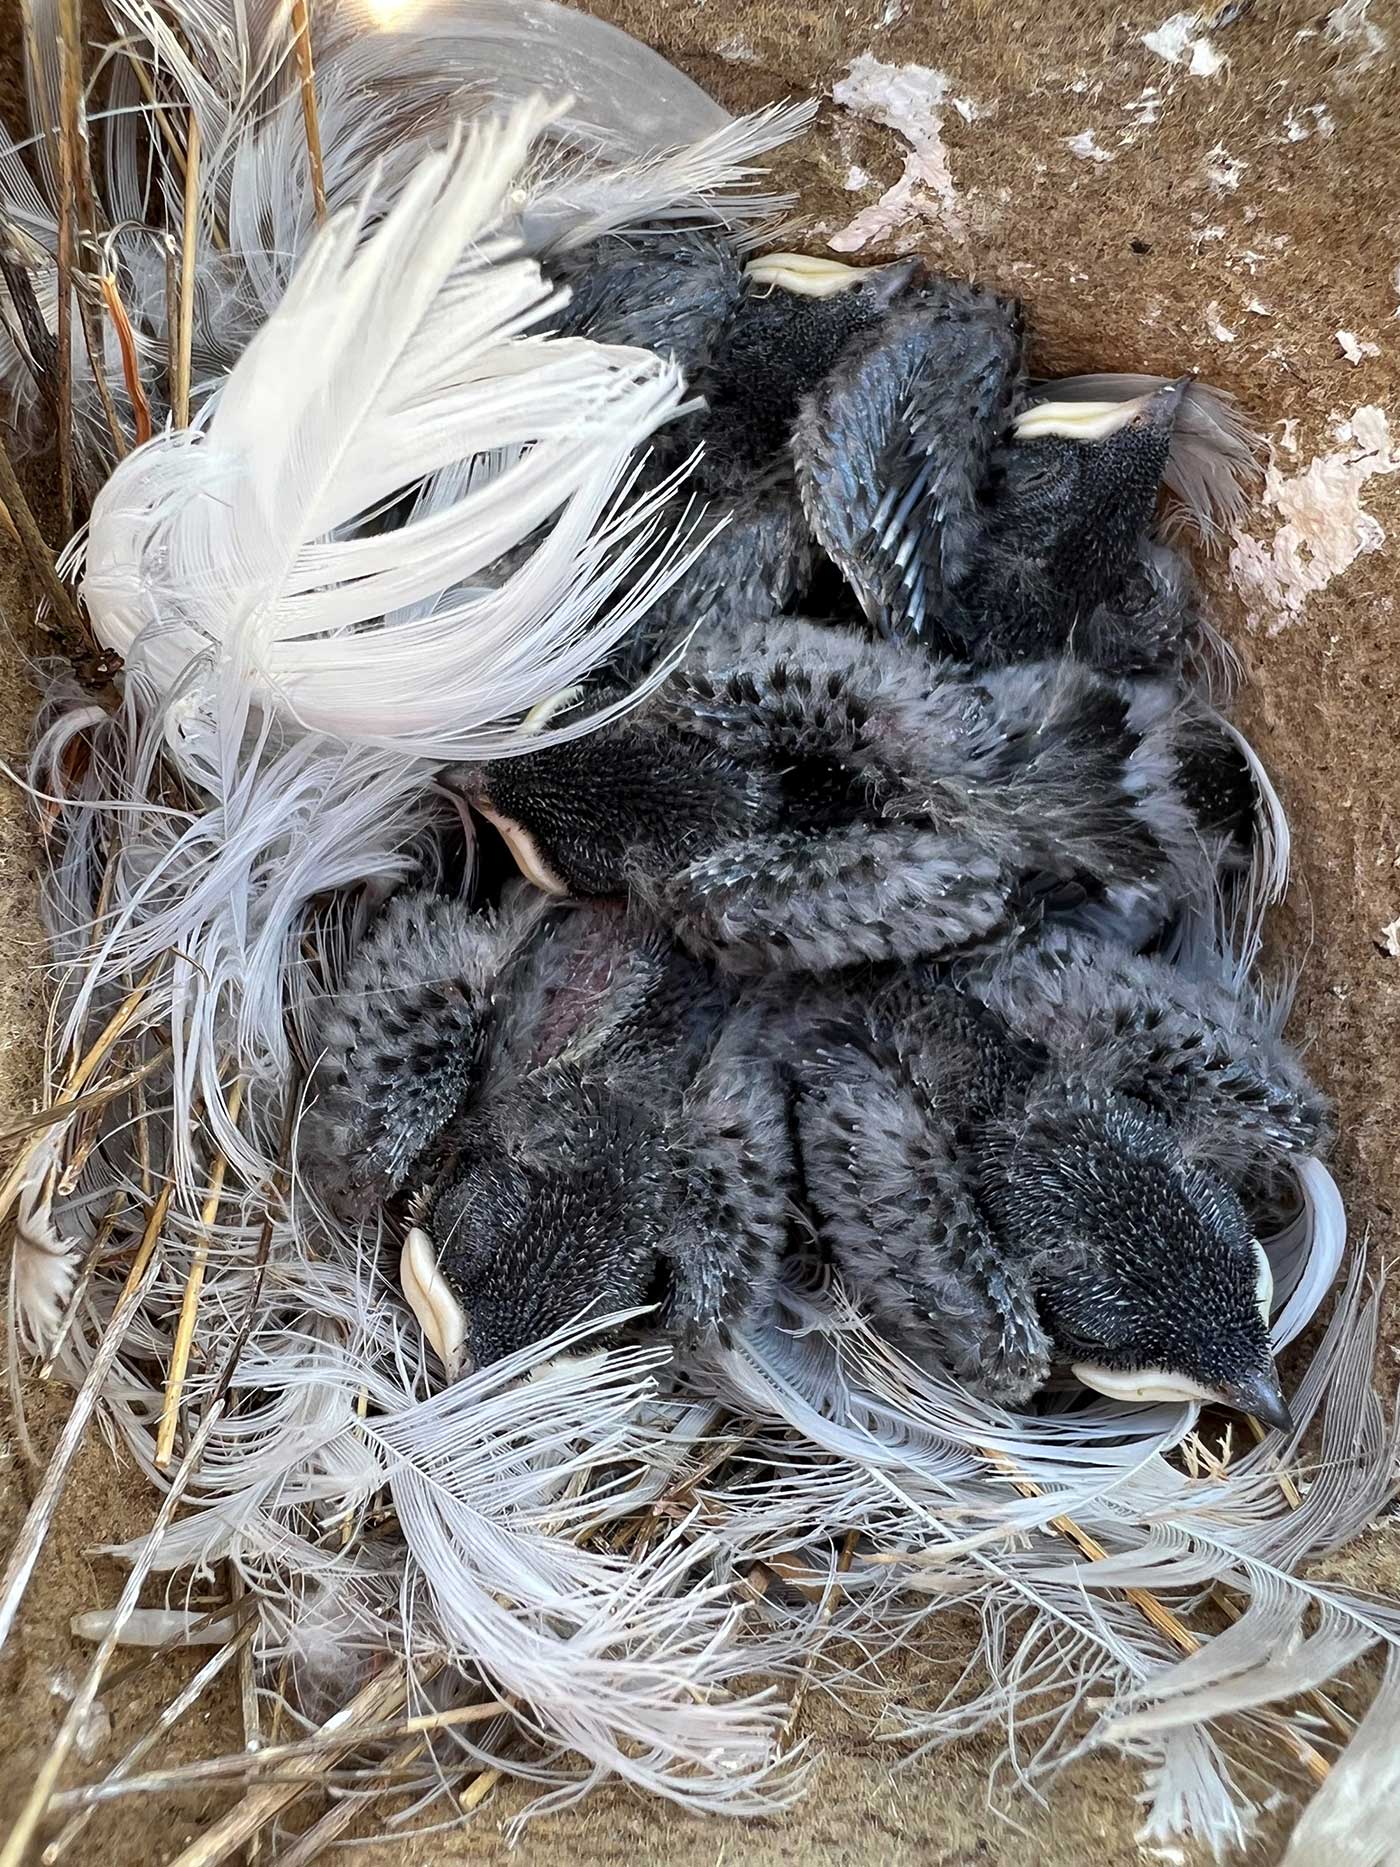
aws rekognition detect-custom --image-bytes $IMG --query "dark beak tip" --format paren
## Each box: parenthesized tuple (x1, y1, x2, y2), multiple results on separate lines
(875, 256, 927, 303)
(1256, 1394, 1296, 1436)
(1220, 1367, 1294, 1435)
(1144, 374, 1195, 426)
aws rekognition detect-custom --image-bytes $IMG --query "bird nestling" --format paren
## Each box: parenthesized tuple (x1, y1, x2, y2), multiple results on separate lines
(299, 889, 791, 1378)
(543, 236, 1255, 675)
(442, 615, 1254, 974)
(783, 932, 1328, 1425)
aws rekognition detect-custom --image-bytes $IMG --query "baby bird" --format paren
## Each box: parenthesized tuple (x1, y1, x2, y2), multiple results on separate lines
(444, 615, 1250, 975)
(787, 931, 1327, 1424)
(299, 887, 791, 1376)
(546, 237, 927, 660)
(545, 235, 1253, 675)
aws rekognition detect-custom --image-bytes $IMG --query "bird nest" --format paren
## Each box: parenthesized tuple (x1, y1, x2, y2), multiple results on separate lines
(1, 3, 1398, 1863)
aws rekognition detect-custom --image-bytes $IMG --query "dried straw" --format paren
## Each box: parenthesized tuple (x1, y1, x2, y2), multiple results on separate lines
(172, 113, 201, 427)
(0, 1400, 226, 1867)
(289, 0, 328, 224)
(41, 1624, 258, 1865)
(155, 1080, 244, 1467)
(0, 1183, 171, 1652)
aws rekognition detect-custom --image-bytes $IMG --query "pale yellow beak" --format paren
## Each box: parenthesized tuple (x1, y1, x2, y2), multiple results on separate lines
(744, 252, 873, 298)
(401, 1226, 469, 1381)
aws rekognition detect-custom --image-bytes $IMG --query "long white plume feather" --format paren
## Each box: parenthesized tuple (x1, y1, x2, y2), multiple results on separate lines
(79, 118, 693, 756)
(0, 0, 814, 463)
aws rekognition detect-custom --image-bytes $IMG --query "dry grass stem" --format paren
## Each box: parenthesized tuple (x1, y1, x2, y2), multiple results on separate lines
(289, 0, 328, 224)
(0, 429, 86, 638)
(0, 1183, 171, 1652)
(0, 1399, 225, 1867)
(155, 1080, 244, 1467)
(173, 113, 200, 426)
(100, 270, 152, 444)
(42, 1624, 257, 1865)
(162, 1668, 413, 1867)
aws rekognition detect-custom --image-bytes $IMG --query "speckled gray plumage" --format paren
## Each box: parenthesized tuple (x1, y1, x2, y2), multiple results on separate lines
(544, 229, 744, 382)
(298, 885, 552, 1220)
(783, 950, 1311, 1414)
(791, 277, 1025, 643)
(543, 237, 922, 662)
(544, 242, 1217, 678)
(304, 886, 793, 1368)
(963, 927, 1330, 1177)
(936, 404, 1200, 675)
(786, 978, 1055, 1400)
(418, 945, 792, 1366)
(451, 617, 1243, 974)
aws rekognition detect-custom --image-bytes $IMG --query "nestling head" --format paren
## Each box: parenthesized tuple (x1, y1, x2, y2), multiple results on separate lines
(400, 1071, 669, 1377)
(1003, 376, 1191, 608)
(440, 728, 749, 899)
(980, 1086, 1290, 1429)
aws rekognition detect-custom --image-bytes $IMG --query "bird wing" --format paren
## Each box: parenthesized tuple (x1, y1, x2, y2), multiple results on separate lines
(299, 887, 550, 1218)
(790, 282, 1025, 642)
(793, 1010, 1052, 1404)
(662, 1014, 792, 1342)
(970, 930, 1330, 1176)
(652, 824, 1013, 975)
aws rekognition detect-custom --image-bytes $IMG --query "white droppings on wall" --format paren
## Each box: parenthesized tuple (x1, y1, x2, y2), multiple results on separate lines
(1143, 11, 1227, 75)
(1123, 85, 1163, 125)
(1336, 330, 1381, 364)
(1283, 102, 1336, 141)
(827, 56, 982, 251)
(1230, 407, 1400, 629)
(1143, 12, 1196, 61)
(1065, 129, 1114, 162)
(1325, 0, 1390, 73)
(1205, 146, 1247, 189)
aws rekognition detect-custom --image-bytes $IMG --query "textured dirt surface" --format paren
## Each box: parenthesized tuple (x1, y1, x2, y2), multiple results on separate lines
(3, 1, 1400, 1862)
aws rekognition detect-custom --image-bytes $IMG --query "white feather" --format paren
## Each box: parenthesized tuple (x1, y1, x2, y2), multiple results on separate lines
(81, 116, 693, 757)
(0, 0, 813, 464)
(1283, 1649, 1400, 1867)
(9, 1135, 80, 1353)
(27, 115, 711, 1201)
(1267, 1157, 1347, 1351)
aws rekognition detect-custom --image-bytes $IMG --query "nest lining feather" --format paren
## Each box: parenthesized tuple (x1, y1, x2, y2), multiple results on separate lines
(0, 2, 1395, 1862)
